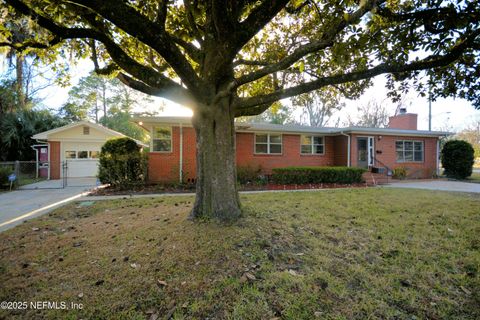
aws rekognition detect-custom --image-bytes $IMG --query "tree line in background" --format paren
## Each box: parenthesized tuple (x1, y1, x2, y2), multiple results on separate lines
(241, 87, 393, 129)
(0, 57, 157, 161)
(59, 72, 158, 141)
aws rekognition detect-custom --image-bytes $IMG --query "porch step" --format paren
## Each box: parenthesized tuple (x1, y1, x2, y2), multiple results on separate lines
(363, 172, 390, 186)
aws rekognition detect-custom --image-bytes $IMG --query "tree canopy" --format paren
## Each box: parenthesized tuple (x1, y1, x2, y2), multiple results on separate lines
(59, 72, 154, 141)
(1, 0, 479, 113)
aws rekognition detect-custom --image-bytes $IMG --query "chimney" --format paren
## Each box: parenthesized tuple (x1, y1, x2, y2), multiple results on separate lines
(388, 111, 418, 130)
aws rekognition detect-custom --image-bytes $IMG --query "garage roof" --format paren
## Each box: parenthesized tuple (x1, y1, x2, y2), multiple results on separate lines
(32, 121, 148, 147)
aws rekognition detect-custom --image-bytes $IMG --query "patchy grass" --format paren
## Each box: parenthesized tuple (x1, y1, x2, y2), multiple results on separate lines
(0, 189, 479, 319)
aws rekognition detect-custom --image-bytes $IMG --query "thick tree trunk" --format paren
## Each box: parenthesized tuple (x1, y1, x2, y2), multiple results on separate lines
(190, 99, 241, 221)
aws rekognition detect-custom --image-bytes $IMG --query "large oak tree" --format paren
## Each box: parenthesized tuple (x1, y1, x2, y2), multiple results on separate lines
(1, 0, 479, 220)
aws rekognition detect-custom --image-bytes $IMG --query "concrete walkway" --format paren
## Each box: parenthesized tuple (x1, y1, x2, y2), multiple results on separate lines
(0, 178, 98, 232)
(384, 180, 480, 193)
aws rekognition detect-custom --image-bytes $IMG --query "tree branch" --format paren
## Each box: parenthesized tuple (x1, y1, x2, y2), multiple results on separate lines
(0, 36, 62, 50)
(233, 58, 273, 67)
(184, 0, 204, 44)
(234, 102, 272, 117)
(234, 0, 290, 52)
(65, 0, 202, 93)
(170, 35, 203, 62)
(4, 0, 195, 107)
(117, 73, 195, 108)
(234, 29, 480, 113)
(234, 0, 381, 87)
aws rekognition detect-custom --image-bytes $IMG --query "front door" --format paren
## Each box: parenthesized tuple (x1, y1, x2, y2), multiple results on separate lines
(357, 137, 374, 169)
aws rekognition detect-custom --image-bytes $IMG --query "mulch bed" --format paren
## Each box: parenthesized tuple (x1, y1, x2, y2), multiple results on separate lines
(90, 182, 370, 196)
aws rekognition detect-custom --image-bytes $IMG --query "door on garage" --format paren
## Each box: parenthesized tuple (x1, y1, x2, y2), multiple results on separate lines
(62, 143, 100, 178)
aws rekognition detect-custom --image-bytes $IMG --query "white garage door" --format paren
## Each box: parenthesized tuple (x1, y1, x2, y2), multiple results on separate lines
(66, 159, 99, 177)
(62, 142, 102, 178)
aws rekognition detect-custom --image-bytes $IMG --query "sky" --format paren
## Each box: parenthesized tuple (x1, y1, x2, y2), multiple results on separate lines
(2, 57, 479, 132)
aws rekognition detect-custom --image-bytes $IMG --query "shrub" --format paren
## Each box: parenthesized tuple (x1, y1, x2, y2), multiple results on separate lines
(392, 167, 407, 180)
(441, 140, 475, 179)
(98, 137, 147, 189)
(270, 166, 366, 184)
(237, 165, 264, 185)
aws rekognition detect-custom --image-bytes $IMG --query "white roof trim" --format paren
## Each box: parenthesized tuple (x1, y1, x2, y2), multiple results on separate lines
(132, 116, 451, 137)
(32, 121, 122, 139)
(32, 121, 148, 147)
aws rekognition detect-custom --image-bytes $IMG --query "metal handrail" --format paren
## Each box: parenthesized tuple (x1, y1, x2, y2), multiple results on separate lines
(372, 156, 391, 184)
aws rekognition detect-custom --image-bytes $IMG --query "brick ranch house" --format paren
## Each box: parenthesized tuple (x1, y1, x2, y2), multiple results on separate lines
(134, 112, 449, 183)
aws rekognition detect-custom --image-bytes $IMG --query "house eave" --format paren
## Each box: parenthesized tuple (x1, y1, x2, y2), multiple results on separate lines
(131, 116, 452, 138)
(341, 127, 451, 137)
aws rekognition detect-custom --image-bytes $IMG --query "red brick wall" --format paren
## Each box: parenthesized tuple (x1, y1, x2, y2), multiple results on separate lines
(350, 134, 438, 178)
(376, 135, 438, 178)
(333, 135, 348, 166)
(147, 126, 197, 183)
(388, 114, 418, 130)
(147, 125, 439, 182)
(147, 128, 336, 182)
(181, 127, 197, 182)
(236, 133, 335, 173)
(49, 141, 61, 179)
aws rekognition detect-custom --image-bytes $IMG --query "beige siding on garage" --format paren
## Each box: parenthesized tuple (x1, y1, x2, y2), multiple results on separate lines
(49, 125, 114, 141)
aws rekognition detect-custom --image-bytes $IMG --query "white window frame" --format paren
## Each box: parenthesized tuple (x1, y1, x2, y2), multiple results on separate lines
(396, 140, 424, 163)
(300, 135, 325, 155)
(65, 151, 77, 159)
(254, 133, 282, 155)
(65, 150, 99, 160)
(151, 125, 173, 153)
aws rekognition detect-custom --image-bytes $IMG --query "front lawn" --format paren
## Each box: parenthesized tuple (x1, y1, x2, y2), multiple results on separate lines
(0, 189, 479, 319)
(466, 172, 480, 183)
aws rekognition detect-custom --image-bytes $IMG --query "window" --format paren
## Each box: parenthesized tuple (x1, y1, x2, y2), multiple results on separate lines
(83, 126, 90, 135)
(396, 140, 423, 162)
(152, 126, 172, 152)
(255, 133, 282, 154)
(65, 151, 76, 159)
(89, 151, 100, 159)
(301, 135, 324, 154)
(77, 151, 88, 159)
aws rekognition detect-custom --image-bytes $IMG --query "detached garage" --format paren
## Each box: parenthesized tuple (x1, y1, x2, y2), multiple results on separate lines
(32, 121, 144, 179)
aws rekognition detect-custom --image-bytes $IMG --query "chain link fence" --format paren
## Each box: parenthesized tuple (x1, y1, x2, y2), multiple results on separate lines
(0, 161, 66, 190)
(1, 160, 104, 190)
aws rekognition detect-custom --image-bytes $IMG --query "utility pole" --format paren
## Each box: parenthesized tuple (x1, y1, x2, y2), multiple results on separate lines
(428, 77, 432, 131)
(429, 94, 432, 131)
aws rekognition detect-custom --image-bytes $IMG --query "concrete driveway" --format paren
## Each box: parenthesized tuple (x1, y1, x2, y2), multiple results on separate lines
(384, 180, 480, 193)
(0, 178, 98, 232)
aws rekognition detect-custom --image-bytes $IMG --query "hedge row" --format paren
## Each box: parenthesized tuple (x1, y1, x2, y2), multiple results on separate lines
(271, 166, 366, 184)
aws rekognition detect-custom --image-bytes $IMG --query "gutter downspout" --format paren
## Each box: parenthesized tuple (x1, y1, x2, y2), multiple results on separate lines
(179, 123, 183, 183)
(340, 131, 351, 167)
(436, 136, 442, 177)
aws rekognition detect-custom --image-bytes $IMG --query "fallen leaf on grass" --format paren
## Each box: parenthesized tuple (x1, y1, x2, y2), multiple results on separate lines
(157, 280, 168, 287)
(460, 286, 471, 295)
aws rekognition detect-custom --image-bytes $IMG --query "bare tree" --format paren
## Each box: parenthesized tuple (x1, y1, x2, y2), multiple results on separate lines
(293, 89, 344, 127)
(456, 118, 480, 157)
(346, 100, 391, 128)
